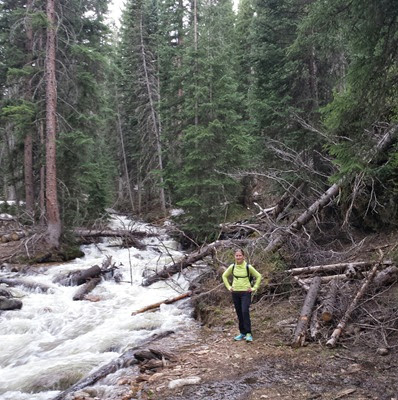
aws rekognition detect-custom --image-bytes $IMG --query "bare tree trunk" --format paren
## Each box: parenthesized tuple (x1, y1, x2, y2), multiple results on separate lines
(39, 120, 46, 225)
(139, 14, 167, 217)
(291, 276, 321, 348)
(321, 279, 339, 322)
(45, 0, 61, 248)
(115, 87, 135, 212)
(23, 0, 35, 218)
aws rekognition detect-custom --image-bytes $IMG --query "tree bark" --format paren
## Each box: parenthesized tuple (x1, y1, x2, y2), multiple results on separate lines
(54, 265, 102, 286)
(45, 0, 61, 248)
(321, 279, 339, 322)
(23, 0, 35, 218)
(73, 278, 101, 301)
(291, 276, 321, 348)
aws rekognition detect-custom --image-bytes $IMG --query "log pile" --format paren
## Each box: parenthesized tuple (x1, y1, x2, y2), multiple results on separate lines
(288, 253, 398, 348)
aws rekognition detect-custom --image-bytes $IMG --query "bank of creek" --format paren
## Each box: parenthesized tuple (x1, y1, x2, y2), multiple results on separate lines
(1, 214, 398, 400)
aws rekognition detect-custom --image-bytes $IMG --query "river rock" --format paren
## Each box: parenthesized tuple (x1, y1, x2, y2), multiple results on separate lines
(0, 296, 23, 310)
(168, 376, 201, 389)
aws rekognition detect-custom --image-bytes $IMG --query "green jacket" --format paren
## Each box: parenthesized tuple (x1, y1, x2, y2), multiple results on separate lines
(222, 261, 262, 292)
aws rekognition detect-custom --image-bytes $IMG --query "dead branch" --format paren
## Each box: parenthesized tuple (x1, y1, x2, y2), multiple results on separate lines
(326, 254, 384, 347)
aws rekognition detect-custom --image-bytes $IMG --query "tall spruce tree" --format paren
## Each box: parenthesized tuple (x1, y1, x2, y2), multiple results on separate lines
(174, 0, 251, 241)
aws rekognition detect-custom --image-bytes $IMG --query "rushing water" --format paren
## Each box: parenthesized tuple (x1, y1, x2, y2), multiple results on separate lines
(0, 214, 197, 400)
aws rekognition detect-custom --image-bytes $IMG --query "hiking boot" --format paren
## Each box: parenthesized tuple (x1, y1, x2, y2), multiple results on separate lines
(245, 333, 253, 342)
(234, 333, 245, 341)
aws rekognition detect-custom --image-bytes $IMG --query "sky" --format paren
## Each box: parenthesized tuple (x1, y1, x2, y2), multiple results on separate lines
(108, 0, 125, 26)
(107, 0, 239, 26)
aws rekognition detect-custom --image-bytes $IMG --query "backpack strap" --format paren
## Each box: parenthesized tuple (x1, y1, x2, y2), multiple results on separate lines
(232, 262, 251, 279)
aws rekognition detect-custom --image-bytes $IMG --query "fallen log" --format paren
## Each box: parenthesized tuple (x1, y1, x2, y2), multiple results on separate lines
(287, 260, 393, 276)
(291, 276, 321, 348)
(53, 265, 102, 286)
(142, 239, 250, 287)
(73, 278, 101, 301)
(0, 278, 52, 292)
(131, 292, 191, 315)
(373, 266, 398, 289)
(321, 279, 339, 322)
(301, 274, 347, 285)
(326, 258, 382, 347)
(52, 330, 174, 400)
(74, 228, 148, 249)
(73, 228, 148, 238)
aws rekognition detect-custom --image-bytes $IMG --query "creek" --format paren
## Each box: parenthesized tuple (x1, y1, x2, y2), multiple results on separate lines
(0, 214, 197, 400)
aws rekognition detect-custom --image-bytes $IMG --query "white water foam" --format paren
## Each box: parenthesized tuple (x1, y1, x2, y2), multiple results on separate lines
(0, 215, 197, 400)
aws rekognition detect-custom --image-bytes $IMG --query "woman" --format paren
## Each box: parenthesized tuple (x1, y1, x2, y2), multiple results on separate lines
(222, 249, 262, 342)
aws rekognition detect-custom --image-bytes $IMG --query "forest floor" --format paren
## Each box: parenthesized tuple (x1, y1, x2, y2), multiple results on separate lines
(115, 294, 398, 400)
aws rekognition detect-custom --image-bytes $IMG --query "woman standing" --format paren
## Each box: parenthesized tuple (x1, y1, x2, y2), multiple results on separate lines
(222, 249, 262, 342)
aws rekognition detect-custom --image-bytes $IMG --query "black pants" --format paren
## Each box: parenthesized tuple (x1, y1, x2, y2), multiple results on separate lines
(232, 291, 251, 335)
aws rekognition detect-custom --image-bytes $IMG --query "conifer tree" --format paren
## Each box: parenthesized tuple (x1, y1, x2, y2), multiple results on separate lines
(174, 0, 251, 240)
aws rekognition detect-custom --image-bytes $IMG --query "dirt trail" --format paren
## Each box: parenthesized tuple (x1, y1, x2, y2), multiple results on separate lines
(130, 320, 398, 400)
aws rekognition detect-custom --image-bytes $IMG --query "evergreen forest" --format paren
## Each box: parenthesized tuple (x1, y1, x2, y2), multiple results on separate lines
(1, 0, 398, 249)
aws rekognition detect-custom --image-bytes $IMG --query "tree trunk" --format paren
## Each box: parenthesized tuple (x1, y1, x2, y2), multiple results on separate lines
(287, 260, 393, 276)
(142, 239, 250, 286)
(54, 265, 102, 286)
(23, 0, 35, 218)
(73, 278, 101, 301)
(326, 260, 381, 347)
(39, 120, 46, 225)
(321, 279, 339, 322)
(291, 276, 321, 348)
(45, 0, 61, 248)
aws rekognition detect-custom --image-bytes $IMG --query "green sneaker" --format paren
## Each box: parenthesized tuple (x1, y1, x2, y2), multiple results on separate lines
(245, 333, 253, 342)
(234, 333, 245, 341)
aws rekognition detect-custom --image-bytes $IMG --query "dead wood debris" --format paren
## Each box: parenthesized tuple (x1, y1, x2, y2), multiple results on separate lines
(287, 250, 398, 350)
